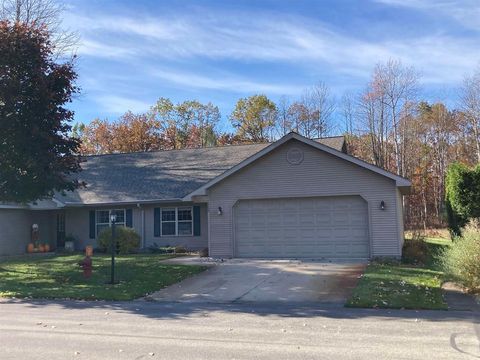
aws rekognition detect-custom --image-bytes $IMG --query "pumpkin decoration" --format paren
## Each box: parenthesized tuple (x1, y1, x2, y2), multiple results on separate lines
(27, 243, 34, 253)
(44, 244, 50, 253)
(38, 244, 45, 252)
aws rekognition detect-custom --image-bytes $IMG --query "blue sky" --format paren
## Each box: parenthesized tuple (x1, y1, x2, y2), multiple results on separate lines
(64, 0, 480, 133)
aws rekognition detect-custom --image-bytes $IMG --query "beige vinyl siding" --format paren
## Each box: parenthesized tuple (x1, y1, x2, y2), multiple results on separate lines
(0, 209, 56, 256)
(66, 203, 208, 251)
(0, 209, 32, 255)
(65, 207, 93, 250)
(207, 139, 402, 258)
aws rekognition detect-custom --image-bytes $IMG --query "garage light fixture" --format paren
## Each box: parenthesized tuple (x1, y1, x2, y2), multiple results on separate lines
(217, 206, 223, 215)
(380, 201, 386, 210)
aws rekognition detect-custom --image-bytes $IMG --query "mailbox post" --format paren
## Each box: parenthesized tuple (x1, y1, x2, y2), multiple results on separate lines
(109, 212, 117, 284)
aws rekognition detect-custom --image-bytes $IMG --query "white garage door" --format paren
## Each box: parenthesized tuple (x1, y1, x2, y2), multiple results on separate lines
(234, 196, 369, 259)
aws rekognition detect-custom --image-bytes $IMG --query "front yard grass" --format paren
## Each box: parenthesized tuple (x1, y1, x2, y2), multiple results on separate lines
(346, 236, 451, 310)
(0, 254, 206, 301)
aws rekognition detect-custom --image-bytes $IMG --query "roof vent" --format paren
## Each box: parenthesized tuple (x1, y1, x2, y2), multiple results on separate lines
(286, 148, 304, 165)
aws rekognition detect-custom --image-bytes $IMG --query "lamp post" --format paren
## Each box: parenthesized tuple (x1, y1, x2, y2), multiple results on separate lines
(109, 212, 117, 284)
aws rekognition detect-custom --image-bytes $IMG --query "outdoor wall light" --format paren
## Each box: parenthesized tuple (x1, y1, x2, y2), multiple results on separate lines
(380, 201, 386, 210)
(110, 213, 117, 223)
(218, 206, 223, 215)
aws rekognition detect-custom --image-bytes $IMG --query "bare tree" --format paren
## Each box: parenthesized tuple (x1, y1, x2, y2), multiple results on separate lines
(0, 0, 78, 54)
(460, 67, 480, 162)
(340, 91, 355, 134)
(357, 86, 390, 169)
(276, 95, 292, 137)
(372, 59, 419, 176)
(301, 82, 335, 137)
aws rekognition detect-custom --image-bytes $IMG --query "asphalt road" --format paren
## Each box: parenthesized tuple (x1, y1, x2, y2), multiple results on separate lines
(1, 299, 479, 360)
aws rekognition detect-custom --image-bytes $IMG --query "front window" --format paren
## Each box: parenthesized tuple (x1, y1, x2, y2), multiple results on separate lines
(161, 208, 176, 236)
(161, 207, 193, 236)
(96, 209, 126, 235)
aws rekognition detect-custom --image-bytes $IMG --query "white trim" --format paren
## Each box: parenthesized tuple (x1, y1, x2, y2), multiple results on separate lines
(61, 198, 183, 207)
(160, 206, 193, 237)
(0, 204, 29, 209)
(183, 132, 411, 200)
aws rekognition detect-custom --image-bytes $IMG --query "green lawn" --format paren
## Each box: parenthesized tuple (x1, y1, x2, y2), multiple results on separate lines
(0, 254, 206, 301)
(346, 236, 451, 310)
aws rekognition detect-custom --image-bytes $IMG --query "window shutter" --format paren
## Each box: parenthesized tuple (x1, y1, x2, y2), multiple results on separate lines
(126, 209, 133, 227)
(89, 210, 96, 239)
(193, 206, 201, 236)
(154, 208, 161, 237)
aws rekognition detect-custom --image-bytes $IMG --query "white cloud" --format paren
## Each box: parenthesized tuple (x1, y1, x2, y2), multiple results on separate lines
(66, 6, 480, 91)
(373, 0, 480, 31)
(97, 95, 152, 114)
(151, 68, 303, 94)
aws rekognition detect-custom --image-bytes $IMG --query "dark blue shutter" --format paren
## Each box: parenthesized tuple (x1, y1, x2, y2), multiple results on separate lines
(126, 209, 133, 227)
(89, 210, 96, 239)
(193, 206, 201, 236)
(154, 208, 161, 237)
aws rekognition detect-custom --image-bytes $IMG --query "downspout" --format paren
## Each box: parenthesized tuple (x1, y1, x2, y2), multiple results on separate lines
(142, 208, 145, 249)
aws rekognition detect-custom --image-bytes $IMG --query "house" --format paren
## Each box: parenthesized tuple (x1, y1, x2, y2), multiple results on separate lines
(0, 132, 411, 258)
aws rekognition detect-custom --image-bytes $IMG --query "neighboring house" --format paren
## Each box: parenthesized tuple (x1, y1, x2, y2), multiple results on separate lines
(0, 132, 410, 258)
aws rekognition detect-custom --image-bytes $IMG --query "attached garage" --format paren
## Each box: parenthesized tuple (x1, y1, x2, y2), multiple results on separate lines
(234, 196, 369, 259)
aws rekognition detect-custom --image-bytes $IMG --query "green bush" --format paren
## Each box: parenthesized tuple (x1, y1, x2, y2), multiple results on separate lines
(440, 222, 480, 292)
(98, 227, 141, 254)
(402, 231, 428, 264)
(445, 162, 480, 237)
(174, 246, 187, 254)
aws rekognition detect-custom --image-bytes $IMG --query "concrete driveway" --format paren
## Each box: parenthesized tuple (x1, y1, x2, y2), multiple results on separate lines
(150, 258, 366, 304)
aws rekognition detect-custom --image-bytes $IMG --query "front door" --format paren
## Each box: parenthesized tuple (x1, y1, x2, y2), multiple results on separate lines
(56, 213, 66, 248)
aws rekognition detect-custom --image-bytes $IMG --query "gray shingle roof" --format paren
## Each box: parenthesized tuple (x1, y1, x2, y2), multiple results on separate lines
(56, 136, 345, 205)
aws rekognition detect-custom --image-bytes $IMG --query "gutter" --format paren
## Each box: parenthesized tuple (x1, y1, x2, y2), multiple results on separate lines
(60, 198, 186, 208)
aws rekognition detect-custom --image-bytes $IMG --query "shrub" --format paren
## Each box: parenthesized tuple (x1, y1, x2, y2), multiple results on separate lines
(174, 246, 187, 254)
(199, 247, 209, 257)
(147, 243, 175, 254)
(440, 223, 480, 292)
(98, 227, 140, 254)
(445, 162, 480, 237)
(402, 231, 428, 265)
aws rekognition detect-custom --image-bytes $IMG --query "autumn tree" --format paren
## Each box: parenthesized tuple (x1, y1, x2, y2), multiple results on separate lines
(151, 97, 177, 149)
(287, 102, 311, 136)
(0, 21, 81, 202)
(111, 112, 161, 153)
(151, 98, 220, 149)
(76, 118, 114, 155)
(230, 94, 277, 142)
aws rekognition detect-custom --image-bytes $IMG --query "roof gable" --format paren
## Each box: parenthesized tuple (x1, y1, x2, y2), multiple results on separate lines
(184, 132, 411, 200)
